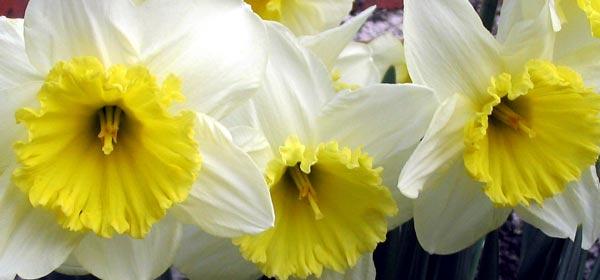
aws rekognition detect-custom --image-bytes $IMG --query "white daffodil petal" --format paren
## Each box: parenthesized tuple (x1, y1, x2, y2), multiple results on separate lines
(413, 161, 511, 254)
(496, 0, 556, 74)
(23, 0, 138, 74)
(244, 22, 334, 147)
(317, 84, 437, 166)
(556, 43, 600, 88)
(333, 42, 381, 88)
(398, 94, 475, 199)
(554, 0, 597, 60)
(403, 0, 502, 102)
(74, 215, 181, 280)
(0, 17, 41, 89)
(170, 113, 274, 237)
(301, 6, 375, 70)
(138, 0, 268, 119)
(175, 225, 261, 280)
(305, 253, 375, 280)
(280, 0, 354, 36)
(387, 187, 414, 229)
(55, 254, 89, 276)
(0, 171, 82, 279)
(229, 125, 273, 171)
(0, 82, 41, 175)
(515, 166, 600, 249)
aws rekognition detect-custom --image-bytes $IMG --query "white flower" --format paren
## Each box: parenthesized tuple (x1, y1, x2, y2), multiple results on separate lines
(0, 0, 275, 279)
(398, 0, 600, 254)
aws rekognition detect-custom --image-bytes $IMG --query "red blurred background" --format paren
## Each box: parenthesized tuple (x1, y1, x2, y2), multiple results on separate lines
(0, 0, 29, 18)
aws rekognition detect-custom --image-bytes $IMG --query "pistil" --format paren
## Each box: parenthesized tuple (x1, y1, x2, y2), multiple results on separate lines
(492, 102, 536, 137)
(288, 165, 324, 220)
(97, 106, 122, 155)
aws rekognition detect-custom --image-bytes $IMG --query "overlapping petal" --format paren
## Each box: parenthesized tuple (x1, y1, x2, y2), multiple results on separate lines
(231, 22, 334, 148)
(516, 167, 600, 249)
(398, 94, 476, 198)
(404, 0, 503, 103)
(300, 6, 375, 70)
(413, 161, 511, 254)
(73, 216, 181, 280)
(496, 0, 556, 73)
(0, 17, 41, 90)
(170, 113, 274, 237)
(175, 225, 262, 280)
(0, 170, 83, 279)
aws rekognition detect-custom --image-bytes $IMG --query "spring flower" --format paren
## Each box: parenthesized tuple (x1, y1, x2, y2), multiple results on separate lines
(331, 33, 409, 91)
(244, 0, 354, 36)
(398, 0, 600, 254)
(0, 1, 274, 279)
(222, 22, 437, 279)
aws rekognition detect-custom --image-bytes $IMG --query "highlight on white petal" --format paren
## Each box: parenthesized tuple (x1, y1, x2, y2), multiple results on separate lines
(413, 161, 511, 254)
(404, 0, 502, 103)
(74, 215, 182, 280)
(170, 113, 274, 237)
(515, 166, 600, 249)
(175, 225, 262, 280)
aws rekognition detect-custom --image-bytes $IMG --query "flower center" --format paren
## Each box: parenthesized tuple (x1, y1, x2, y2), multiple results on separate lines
(12, 57, 201, 238)
(234, 136, 397, 279)
(491, 102, 535, 138)
(463, 60, 600, 207)
(97, 106, 123, 155)
(288, 165, 324, 220)
(245, 0, 282, 21)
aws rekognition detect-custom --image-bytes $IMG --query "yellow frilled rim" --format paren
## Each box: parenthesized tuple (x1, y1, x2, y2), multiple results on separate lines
(234, 135, 397, 279)
(578, 0, 600, 37)
(464, 59, 600, 207)
(12, 57, 201, 238)
(245, 0, 282, 21)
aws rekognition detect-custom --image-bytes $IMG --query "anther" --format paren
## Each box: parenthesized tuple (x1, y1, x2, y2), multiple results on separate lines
(289, 165, 324, 220)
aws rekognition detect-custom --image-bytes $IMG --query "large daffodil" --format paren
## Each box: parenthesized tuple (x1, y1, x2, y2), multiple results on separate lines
(244, 0, 354, 36)
(398, 0, 600, 254)
(0, 1, 275, 279)
(176, 22, 437, 280)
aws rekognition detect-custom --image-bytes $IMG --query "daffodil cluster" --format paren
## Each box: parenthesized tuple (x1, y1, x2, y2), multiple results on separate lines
(1, 0, 600, 280)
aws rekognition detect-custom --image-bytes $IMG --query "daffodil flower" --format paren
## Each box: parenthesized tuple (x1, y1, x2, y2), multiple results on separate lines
(212, 22, 437, 280)
(298, 7, 409, 92)
(398, 0, 600, 254)
(331, 33, 410, 91)
(0, 1, 274, 279)
(496, 0, 600, 252)
(244, 0, 354, 36)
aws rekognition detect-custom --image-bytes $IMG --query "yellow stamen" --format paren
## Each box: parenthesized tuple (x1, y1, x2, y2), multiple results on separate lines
(288, 165, 324, 220)
(492, 103, 536, 138)
(97, 106, 123, 155)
